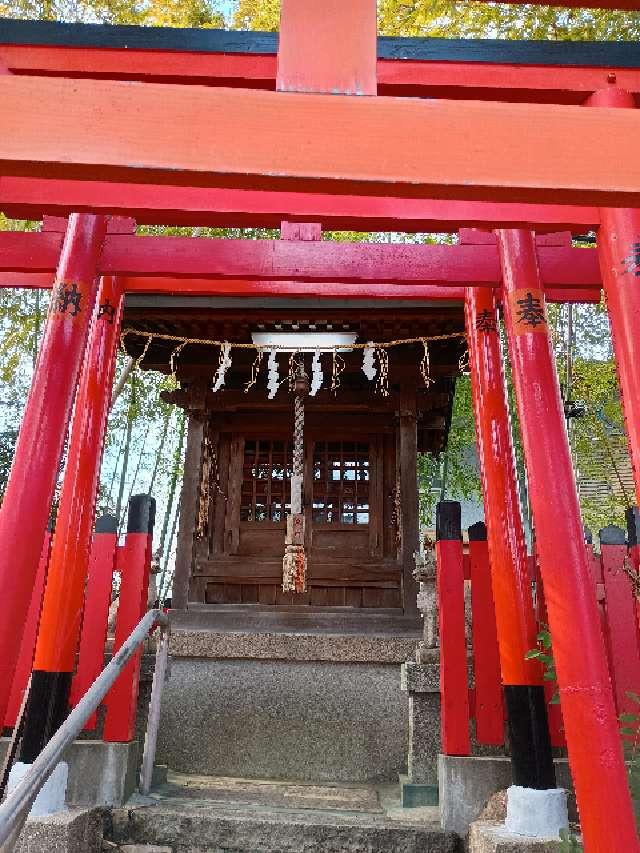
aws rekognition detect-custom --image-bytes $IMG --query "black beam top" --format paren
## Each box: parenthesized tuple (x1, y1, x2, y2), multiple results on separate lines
(1, 17, 640, 67)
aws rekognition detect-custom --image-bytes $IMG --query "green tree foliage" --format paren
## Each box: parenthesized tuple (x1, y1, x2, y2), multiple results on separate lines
(0, 0, 225, 27)
(233, 0, 278, 30)
(377, 1, 640, 40)
(233, 0, 640, 39)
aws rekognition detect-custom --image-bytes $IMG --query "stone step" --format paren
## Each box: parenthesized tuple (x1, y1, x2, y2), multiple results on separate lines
(107, 775, 462, 853)
(171, 604, 422, 636)
(116, 846, 172, 853)
(110, 801, 460, 853)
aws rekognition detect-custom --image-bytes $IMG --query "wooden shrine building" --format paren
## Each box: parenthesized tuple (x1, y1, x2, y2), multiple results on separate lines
(124, 295, 464, 623)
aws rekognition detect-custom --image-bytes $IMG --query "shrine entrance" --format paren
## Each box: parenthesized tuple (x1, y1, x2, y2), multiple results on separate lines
(219, 433, 384, 607)
(125, 297, 463, 621)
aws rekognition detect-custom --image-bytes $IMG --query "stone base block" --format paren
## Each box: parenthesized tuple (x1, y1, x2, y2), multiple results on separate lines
(504, 787, 568, 838)
(469, 821, 564, 852)
(9, 760, 68, 816)
(407, 692, 440, 784)
(1, 738, 139, 808)
(157, 658, 410, 782)
(401, 662, 441, 786)
(438, 756, 574, 837)
(14, 806, 103, 853)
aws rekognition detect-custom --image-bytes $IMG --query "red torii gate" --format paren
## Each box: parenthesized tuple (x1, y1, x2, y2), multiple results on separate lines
(1, 3, 640, 850)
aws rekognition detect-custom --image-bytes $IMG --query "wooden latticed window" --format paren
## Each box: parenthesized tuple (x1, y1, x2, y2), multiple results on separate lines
(240, 439, 292, 523)
(313, 441, 370, 525)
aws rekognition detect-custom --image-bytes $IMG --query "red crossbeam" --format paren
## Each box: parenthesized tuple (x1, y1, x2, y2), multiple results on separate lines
(0, 230, 62, 272)
(1, 76, 640, 206)
(0, 231, 602, 286)
(0, 177, 598, 231)
(3, 46, 640, 104)
(0, 272, 600, 303)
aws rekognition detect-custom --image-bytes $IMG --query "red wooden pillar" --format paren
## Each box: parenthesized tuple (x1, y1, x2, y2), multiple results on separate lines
(465, 285, 555, 788)
(70, 515, 119, 730)
(19, 276, 123, 762)
(629, 507, 640, 590)
(467, 522, 504, 746)
(103, 494, 156, 743)
(599, 524, 640, 721)
(497, 228, 638, 853)
(587, 88, 640, 508)
(3, 531, 51, 729)
(436, 501, 471, 756)
(0, 213, 106, 728)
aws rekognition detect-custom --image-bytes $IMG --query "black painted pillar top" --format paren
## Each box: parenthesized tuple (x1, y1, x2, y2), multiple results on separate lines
(436, 501, 462, 541)
(468, 520, 487, 542)
(627, 507, 640, 549)
(127, 494, 156, 535)
(95, 513, 118, 534)
(599, 524, 626, 546)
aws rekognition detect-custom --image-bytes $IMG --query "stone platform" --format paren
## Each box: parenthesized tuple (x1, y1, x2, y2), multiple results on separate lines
(107, 772, 462, 853)
(158, 621, 428, 784)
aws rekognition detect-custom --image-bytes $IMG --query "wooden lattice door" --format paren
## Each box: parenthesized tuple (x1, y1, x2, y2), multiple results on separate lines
(311, 440, 370, 527)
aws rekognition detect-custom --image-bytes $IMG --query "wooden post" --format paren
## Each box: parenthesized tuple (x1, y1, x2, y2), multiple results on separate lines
(20, 275, 123, 763)
(70, 515, 119, 730)
(172, 415, 205, 610)
(627, 508, 640, 634)
(3, 532, 51, 730)
(467, 522, 504, 746)
(104, 494, 156, 743)
(225, 435, 244, 556)
(629, 506, 640, 577)
(0, 213, 106, 729)
(436, 501, 471, 755)
(599, 524, 640, 720)
(399, 386, 419, 615)
(465, 283, 555, 788)
(587, 88, 640, 507)
(497, 227, 638, 853)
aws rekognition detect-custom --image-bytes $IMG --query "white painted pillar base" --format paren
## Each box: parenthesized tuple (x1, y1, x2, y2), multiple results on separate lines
(8, 761, 68, 817)
(504, 785, 569, 838)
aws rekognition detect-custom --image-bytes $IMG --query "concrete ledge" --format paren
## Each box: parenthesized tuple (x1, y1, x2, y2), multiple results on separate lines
(401, 661, 439, 693)
(169, 629, 424, 664)
(469, 821, 563, 852)
(438, 756, 574, 837)
(1, 739, 139, 807)
(14, 806, 103, 853)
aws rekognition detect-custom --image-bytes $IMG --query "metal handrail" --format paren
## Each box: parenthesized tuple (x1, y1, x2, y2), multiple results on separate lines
(0, 608, 169, 852)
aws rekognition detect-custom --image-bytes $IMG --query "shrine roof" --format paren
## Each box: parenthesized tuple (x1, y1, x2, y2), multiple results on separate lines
(122, 298, 465, 361)
(122, 299, 463, 452)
